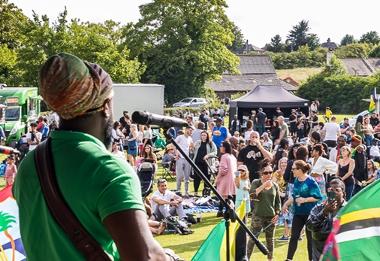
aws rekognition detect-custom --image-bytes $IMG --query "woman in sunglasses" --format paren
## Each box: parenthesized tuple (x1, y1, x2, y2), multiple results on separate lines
(283, 160, 322, 261)
(246, 159, 281, 261)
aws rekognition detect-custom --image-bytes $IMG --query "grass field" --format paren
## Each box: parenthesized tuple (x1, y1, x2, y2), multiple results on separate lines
(2, 115, 359, 261)
(276, 67, 322, 84)
(156, 212, 308, 261)
(154, 168, 308, 261)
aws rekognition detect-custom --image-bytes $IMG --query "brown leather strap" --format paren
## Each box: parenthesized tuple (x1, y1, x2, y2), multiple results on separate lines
(34, 137, 111, 261)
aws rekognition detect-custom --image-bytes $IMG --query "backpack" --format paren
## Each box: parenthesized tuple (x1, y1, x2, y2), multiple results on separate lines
(164, 216, 193, 235)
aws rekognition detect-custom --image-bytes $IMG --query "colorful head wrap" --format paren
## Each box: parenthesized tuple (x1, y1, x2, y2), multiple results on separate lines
(39, 53, 113, 120)
(351, 135, 362, 144)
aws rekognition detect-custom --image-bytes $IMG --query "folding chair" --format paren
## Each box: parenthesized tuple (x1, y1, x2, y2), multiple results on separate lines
(161, 160, 175, 180)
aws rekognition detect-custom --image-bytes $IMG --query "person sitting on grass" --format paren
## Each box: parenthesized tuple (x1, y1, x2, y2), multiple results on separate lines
(151, 179, 187, 222)
(144, 197, 166, 236)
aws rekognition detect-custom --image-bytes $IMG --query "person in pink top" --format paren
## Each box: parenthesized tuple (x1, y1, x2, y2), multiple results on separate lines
(215, 140, 237, 217)
(4, 155, 17, 186)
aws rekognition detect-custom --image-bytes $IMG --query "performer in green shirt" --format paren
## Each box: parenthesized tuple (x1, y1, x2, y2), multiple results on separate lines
(14, 53, 168, 260)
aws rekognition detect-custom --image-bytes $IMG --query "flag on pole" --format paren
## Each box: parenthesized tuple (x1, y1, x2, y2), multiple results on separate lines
(372, 87, 377, 101)
(321, 180, 380, 261)
(192, 201, 246, 261)
(0, 185, 26, 261)
(369, 87, 377, 113)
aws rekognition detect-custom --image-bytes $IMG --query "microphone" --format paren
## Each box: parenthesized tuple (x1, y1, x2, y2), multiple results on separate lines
(132, 111, 189, 128)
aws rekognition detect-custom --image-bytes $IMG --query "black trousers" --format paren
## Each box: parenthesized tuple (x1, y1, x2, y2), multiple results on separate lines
(287, 214, 313, 261)
(193, 162, 209, 193)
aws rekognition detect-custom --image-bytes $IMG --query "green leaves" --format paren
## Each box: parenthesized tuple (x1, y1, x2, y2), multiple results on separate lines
(286, 20, 320, 51)
(129, 0, 239, 103)
(297, 59, 380, 114)
(0, 2, 144, 87)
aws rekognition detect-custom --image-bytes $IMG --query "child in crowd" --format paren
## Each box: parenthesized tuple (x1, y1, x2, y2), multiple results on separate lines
(111, 141, 126, 161)
(278, 183, 294, 241)
(4, 155, 17, 186)
(234, 165, 251, 216)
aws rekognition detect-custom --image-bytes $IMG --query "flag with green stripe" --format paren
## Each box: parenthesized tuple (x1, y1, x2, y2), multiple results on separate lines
(321, 180, 380, 261)
(191, 201, 246, 261)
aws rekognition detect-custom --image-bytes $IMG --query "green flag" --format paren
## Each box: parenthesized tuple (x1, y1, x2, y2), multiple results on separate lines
(191, 220, 225, 261)
(192, 201, 246, 261)
(321, 180, 380, 260)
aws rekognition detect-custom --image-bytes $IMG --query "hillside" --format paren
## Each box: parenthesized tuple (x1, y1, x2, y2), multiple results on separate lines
(276, 67, 322, 84)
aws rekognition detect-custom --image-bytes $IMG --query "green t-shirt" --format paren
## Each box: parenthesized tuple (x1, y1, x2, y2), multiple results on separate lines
(14, 130, 144, 260)
(250, 179, 281, 217)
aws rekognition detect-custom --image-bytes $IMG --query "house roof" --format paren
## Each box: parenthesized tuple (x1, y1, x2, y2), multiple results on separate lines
(321, 42, 338, 50)
(341, 58, 380, 76)
(282, 76, 300, 87)
(367, 58, 380, 70)
(207, 74, 298, 93)
(225, 55, 276, 75)
(230, 85, 309, 108)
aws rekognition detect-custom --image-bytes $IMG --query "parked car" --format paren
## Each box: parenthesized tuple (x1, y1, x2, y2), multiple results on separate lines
(172, 97, 207, 108)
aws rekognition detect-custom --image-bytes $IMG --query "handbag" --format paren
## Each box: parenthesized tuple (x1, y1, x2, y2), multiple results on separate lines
(34, 138, 111, 261)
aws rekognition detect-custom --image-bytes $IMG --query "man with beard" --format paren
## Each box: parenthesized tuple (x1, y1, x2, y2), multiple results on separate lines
(238, 131, 273, 182)
(13, 53, 168, 260)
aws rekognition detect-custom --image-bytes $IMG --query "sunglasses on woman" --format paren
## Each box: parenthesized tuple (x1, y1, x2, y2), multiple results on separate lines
(262, 171, 272, 175)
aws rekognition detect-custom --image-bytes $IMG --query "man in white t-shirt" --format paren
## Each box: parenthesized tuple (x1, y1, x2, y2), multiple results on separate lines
(151, 179, 186, 221)
(26, 122, 42, 151)
(174, 125, 193, 197)
(322, 116, 340, 148)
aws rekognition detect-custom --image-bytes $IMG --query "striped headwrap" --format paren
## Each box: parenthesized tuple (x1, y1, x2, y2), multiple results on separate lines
(39, 53, 113, 120)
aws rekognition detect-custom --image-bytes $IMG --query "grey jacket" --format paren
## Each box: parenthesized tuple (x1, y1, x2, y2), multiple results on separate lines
(193, 140, 217, 166)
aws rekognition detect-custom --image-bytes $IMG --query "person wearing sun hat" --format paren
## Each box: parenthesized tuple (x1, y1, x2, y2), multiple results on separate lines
(234, 164, 251, 214)
(13, 53, 168, 260)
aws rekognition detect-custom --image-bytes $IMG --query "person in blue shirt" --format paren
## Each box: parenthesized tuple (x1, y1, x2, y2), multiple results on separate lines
(41, 117, 50, 141)
(282, 160, 322, 261)
(212, 117, 228, 154)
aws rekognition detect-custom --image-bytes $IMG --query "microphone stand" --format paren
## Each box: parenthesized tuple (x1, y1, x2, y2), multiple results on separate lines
(165, 130, 268, 261)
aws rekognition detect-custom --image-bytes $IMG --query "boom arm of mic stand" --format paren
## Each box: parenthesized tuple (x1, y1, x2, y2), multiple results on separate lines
(164, 129, 268, 256)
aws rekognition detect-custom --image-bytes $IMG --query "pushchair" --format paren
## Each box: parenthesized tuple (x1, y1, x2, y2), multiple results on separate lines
(137, 159, 156, 197)
(201, 155, 219, 197)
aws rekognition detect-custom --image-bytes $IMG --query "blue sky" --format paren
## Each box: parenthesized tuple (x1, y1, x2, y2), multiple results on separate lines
(10, 0, 380, 47)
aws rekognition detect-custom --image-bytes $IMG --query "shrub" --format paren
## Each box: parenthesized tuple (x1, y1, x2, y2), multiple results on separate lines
(334, 43, 373, 58)
(297, 71, 380, 114)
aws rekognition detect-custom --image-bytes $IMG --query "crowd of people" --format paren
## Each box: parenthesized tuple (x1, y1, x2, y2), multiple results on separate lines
(148, 105, 380, 261)
(5, 53, 380, 261)
(6, 100, 380, 260)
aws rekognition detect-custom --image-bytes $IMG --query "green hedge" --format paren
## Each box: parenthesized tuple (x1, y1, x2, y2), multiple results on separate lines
(297, 73, 380, 114)
(269, 47, 327, 69)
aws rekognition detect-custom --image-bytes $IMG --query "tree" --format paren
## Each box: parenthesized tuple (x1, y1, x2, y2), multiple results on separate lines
(287, 20, 319, 51)
(0, 0, 29, 49)
(306, 33, 320, 50)
(359, 31, 380, 45)
(369, 45, 380, 58)
(128, 0, 239, 103)
(0, 44, 18, 85)
(16, 9, 144, 86)
(228, 23, 246, 53)
(334, 43, 372, 58)
(340, 34, 356, 46)
(266, 34, 284, 52)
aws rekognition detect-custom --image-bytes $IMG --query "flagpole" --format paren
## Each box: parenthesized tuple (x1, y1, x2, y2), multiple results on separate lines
(165, 129, 269, 259)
